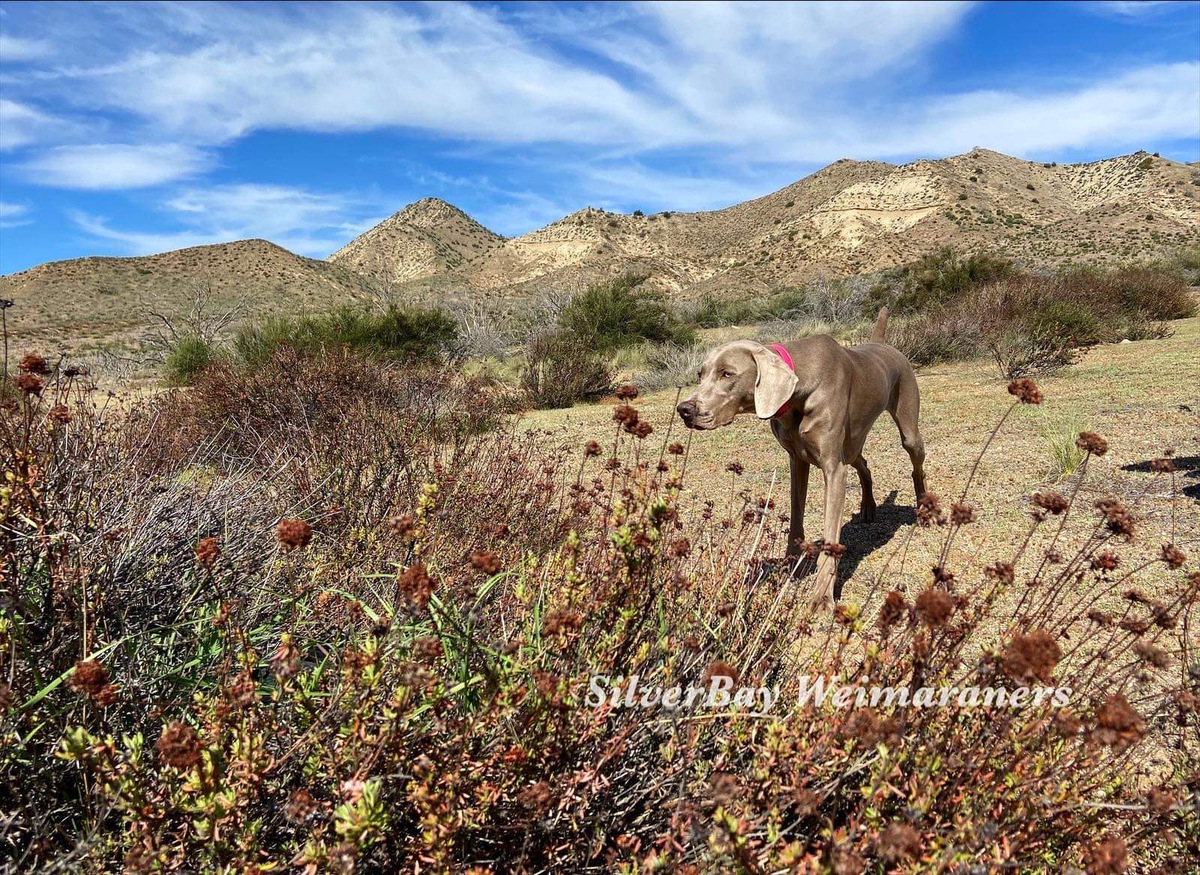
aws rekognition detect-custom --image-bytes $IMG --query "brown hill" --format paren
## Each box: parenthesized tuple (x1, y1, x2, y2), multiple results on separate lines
(2, 238, 382, 355)
(328, 197, 505, 286)
(4, 149, 1197, 360)
(384, 149, 1200, 303)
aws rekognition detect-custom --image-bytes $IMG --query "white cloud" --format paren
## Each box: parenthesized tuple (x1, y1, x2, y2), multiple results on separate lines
(17, 144, 214, 189)
(0, 99, 65, 150)
(0, 201, 32, 228)
(70, 184, 386, 257)
(0, 33, 52, 61)
(1085, 1, 1182, 18)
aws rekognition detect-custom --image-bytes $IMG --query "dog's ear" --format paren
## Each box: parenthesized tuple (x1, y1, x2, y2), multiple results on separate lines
(750, 344, 799, 419)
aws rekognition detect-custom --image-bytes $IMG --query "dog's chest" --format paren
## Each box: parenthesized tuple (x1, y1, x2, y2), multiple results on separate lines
(768, 412, 821, 464)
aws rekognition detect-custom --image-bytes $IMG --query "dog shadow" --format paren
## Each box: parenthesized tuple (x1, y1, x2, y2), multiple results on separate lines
(746, 491, 915, 600)
(1119, 455, 1200, 502)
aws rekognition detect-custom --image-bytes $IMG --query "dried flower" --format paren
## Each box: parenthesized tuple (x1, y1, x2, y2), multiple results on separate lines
(879, 591, 908, 629)
(1091, 693, 1145, 752)
(13, 373, 43, 397)
(1001, 630, 1062, 683)
(615, 384, 639, 400)
(19, 353, 51, 375)
(387, 513, 419, 540)
(1007, 378, 1042, 404)
(69, 660, 110, 699)
(613, 404, 639, 426)
(985, 561, 1015, 585)
(709, 772, 739, 806)
(700, 660, 740, 687)
(877, 822, 922, 863)
(1133, 640, 1169, 669)
(276, 518, 313, 550)
(725, 461, 744, 476)
(1091, 551, 1120, 573)
(949, 502, 977, 525)
(285, 788, 320, 824)
(517, 780, 555, 813)
(630, 420, 653, 439)
(1150, 457, 1176, 473)
(915, 492, 944, 527)
(1160, 543, 1186, 569)
(194, 536, 220, 569)
(156, 721, 202, 769)
(1075, 431, 1108, 456)
(1032, 491, 1069, 515)
(914, 588, 954, 627)
(584, 440, 602, 457)
(270, 634, 301, 681)
(399, 562, 436, 609)
(1095, 498, 1134, 537)
(543, 610, 583, 637)
(1083, 836, 1128, 875)
(48, 404, 72, 424)
(413, 636, 443, 662)
(469, 548, 502, 574)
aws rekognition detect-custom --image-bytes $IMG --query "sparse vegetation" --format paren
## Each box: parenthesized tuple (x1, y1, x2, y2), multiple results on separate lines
(555, 273, 694, 352)
(163, 334, 215, 385)
(3, 349, 1197, 871)
(233, 303, 458, 367)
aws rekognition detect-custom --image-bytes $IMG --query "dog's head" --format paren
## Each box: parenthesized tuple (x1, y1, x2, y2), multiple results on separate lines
(676, 340, 798, 430)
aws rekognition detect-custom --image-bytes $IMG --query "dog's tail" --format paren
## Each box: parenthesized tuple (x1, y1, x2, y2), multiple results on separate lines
(871, 307, 889, 343)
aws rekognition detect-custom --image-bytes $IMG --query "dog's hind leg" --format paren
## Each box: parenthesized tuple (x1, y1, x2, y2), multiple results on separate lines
(890, 372, 926, 502)
(786, 452, 810, 555)
(850, 455, 876, 522)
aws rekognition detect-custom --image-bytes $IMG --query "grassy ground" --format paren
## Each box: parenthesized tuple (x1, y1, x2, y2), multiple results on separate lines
(523, 315, 1199, 610)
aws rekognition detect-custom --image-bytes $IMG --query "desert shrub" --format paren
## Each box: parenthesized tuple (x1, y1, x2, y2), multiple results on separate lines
(233, 304, 457, 367)
(3, 366, 1197, 872)
(682, 294, 765, 328)
(1038, 408, 1089, 482)
(520, 328, 612, 408)
(889, 309, 985, 366)
(635, 341, 707, 392)
(865, 247, 1016, 315)
(162, 334, 214, 385)
(557, 273, 694, 351)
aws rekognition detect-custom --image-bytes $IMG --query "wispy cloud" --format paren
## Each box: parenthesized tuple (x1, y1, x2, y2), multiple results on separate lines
(0, 201, 32, 228)
(70, 183, 386, 257)
(16, 144, 215, 189)
(1085, 1, 1185, 18)
(0, 32, 53, 62)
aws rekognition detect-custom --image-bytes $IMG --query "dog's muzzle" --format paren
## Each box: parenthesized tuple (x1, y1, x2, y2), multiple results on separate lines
(676, 400, 699, 428)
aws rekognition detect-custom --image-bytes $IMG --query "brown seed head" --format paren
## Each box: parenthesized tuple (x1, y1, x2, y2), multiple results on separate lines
(915, 492, 944, 527)
(284, 788, 319, 823)
(1160, 543, 1186, 569)
(69, 659, 111, 698)
(613, 404, 639, 425)
(1083, 836, 1128, 875)
(878, 822, 922, 863)
(1150, 457, 1176, 473)
(469, 548, 502, 574)
(668, 442, 685, 455)
(949, 502, 977, 525)
(1007, 378, 1042, 404)
(194, 536, 220, 569)
(19, 353, 51, 375)
(615, 384, 639, 400)
(276, 518, 312, 550)
(700, 660, 740, 686)
(1001, 630, 1062, 683)
(1075, 431, 1108, 456)
(399, 562, 436, 609)
(14, 373, 43, 397)
(1032, 491, 1069, 515)
(879, 591, 908, 630)
(914, 588, 954, 627)
(156, 720, 202, 769)
(584, 439, 602, 457)
(1091, 693, 1146, 752)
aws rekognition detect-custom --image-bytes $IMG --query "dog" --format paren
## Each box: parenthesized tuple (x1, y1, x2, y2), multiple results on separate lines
(676, 308, 926, 609)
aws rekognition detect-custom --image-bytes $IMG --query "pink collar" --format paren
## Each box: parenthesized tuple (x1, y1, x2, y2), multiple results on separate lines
(768, 343, 794, 417)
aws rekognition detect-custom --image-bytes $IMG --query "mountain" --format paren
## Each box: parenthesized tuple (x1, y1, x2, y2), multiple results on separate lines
(377, 149, 1200, 302)
(328, 197, 505, 285)
(1, 239, 382, 355)
(4, 149, 1197, 359)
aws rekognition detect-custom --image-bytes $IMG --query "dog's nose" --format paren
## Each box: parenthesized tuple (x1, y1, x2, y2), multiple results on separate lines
(676, 401, 696, 424)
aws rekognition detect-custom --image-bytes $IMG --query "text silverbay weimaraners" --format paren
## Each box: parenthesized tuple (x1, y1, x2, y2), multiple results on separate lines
(676, 308, 927, 610)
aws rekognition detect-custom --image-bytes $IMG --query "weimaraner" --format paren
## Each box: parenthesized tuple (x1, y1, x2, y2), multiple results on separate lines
(676, 309, 926, 609)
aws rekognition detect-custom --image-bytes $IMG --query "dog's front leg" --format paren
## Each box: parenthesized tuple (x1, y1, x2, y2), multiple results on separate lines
(810, 461, 847, 610)
(786, 453, 809, 557)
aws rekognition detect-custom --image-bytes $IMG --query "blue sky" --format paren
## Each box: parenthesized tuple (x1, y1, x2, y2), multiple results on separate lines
(0, 0, 1197, 274)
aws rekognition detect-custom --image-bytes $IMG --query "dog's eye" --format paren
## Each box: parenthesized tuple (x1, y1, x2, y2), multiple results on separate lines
(722, 370, 734, 379)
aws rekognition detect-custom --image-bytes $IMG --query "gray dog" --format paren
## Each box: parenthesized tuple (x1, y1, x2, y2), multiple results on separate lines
(676, 309, 926, 609)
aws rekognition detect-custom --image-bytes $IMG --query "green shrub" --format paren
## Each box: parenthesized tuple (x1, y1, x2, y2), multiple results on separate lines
(163, 335, 214, 385)
(557, 274, 694, 351)
(864, 248, 1015, 315)
(234, 304, 457, 367)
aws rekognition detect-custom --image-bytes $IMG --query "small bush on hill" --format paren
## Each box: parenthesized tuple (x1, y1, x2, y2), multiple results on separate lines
(557, 273, 694, 351)
(865, 247, 1016, 315)
(233, 304, 457, 367)
(162, 334, 214, 385)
